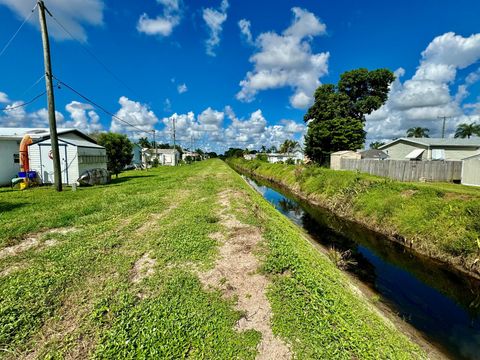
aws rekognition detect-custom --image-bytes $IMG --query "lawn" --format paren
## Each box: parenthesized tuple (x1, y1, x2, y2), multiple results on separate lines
(228, 158, 480, 277)
(0, 160, 424, 359)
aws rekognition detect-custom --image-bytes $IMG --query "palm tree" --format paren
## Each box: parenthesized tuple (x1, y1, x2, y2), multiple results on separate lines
(369, 141, 385, 149)
(454, 123, 479, 139)
(279, 139, 299, 154)
(406, 127, 430, 138)
(138, 137, 151, 148)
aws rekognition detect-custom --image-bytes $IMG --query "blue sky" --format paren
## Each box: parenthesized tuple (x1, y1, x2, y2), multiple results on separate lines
(1, 0, 480, 152)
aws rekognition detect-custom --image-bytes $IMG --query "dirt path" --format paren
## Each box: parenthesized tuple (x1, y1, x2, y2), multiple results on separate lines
(199, 190, 291, 360)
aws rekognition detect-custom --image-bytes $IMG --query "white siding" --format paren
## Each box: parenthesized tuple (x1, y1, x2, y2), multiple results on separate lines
(28, 135, 106, 185)
(462, 155, 480, 186)
(0, 139, 21, 186)
(382, 141, 428, 160)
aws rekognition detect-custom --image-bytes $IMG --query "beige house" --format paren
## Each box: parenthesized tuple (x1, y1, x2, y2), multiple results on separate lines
(379, 138, 480, 161)
(330, 150, 361, 170)
(462, 153, 480, 187)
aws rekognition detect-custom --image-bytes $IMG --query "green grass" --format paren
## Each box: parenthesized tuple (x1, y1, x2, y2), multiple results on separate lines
(0, 160, 424, 359)
(228, 158, 480, 276)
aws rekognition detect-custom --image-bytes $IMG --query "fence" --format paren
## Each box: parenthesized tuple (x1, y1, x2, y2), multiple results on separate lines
(339, 159, 463, 182)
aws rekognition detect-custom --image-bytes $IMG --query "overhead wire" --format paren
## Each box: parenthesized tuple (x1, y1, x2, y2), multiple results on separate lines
(0, 3, 38, 59)
(47, 9, 141, 98)
(0, 90, 46, 111)
(52, 75, 152, 135)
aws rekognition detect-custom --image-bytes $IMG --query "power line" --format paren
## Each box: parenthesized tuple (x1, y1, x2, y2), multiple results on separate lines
(0, 3, 38, 59)
(52, 75, 152, 135)
(20, 74, 46, 97)
(47, 9, 140, 98)
(0, 90, 46, 111)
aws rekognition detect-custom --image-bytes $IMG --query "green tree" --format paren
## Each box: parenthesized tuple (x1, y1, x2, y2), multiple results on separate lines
(224, 148, 244, 158)
(369, 141, 385, 149)
(406, 127, 429, 138)
(454, 123, 480, 139)
(304, 68, 394, 164)
(138, 137, 151, 148)
(97, 132, 134, 178)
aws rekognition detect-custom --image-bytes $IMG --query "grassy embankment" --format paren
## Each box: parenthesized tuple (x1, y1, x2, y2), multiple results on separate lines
(0, 160, 424, 359)
(228, 158, 480, 278)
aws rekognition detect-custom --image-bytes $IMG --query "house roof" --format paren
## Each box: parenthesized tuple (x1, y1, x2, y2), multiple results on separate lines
(0, 127, 76, 140)
(331, 150, 358, 155)
(379, 137, 480, 149)
(463, 152, 480, 160)
(359, 149, 388, 159)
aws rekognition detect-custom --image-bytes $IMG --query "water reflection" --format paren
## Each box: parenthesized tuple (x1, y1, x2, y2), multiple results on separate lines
(243, 174, 480, 360)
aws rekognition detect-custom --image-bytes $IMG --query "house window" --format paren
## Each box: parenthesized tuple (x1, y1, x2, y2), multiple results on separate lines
(13, 154, 19, 164)
(432, 149, 445, 160)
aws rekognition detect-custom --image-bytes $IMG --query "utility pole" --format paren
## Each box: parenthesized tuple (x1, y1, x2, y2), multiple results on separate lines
(38, 0, 62, 191)
(172, 117, 176, 165)
(438, 116, 452, 139)
(152, 129, 156, 163)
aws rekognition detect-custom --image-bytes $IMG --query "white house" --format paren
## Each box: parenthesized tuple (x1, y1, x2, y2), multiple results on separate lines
(379, 138, 480, 161)
(267, 149, 304, 164)
(142, 148, 180, 166)
(28, 130, 107, 185)
(243, 153, 257, 160)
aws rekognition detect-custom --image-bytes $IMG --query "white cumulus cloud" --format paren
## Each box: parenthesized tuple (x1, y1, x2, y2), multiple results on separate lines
(203, 0, 229, 57)
(0, 0, 104, 42)
(0, 92, 10, 103)
(137, 0, 182, 37)
(366, 32, 480, 143)
(111, 96, 159, 137)
(64, 101, 103, 133)
(236, 7, 329, 109)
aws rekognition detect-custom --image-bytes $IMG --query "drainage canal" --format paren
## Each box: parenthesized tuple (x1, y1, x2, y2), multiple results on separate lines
(241, 173, 480, 360)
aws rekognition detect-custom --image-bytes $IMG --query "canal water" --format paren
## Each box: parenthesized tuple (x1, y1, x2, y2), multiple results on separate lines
(241, 174, 480, 360)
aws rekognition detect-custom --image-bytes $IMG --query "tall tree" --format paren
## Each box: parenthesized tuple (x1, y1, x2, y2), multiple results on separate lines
(406, 127, 430, 138)
(304, 68, 394, 163)
(369, 141, 385, 149)
(138, 137, 151, 148)
(454, 123, 480, 139)
(97, 132, 134, 178)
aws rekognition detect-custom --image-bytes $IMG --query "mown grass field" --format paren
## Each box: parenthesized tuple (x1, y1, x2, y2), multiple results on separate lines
(0, 160, 424, 359)
(228, 158, 480, 277)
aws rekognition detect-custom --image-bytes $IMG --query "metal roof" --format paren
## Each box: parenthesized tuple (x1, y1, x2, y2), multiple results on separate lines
(405, 148, 425, 159)
(0, 127, 76, 139)
(359, 149, 388, 159)
(379, 137, 480, 149)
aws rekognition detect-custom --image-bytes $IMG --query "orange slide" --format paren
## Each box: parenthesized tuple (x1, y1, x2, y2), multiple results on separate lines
(19, 134, 32, 172)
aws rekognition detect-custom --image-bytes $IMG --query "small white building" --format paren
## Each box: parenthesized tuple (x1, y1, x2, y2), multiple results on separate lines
(28, 130, 107, 185)
(182, 151, 201, 161)
(142, 148, 180, 166)
(330, 150, 361, 170)
(462, 153, 480, 187)
(267, 149, 304, 164)
(243, 153, 257, 161)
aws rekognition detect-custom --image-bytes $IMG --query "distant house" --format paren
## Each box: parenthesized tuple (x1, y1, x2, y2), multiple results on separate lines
(330, 150, 361, 170)
(0, 127, 106, 186)
(243, 153, 257, 160)
(379, 138, 480, 161)
(462, 152, 480, 187)
(267, 149, 304, 164)
(142, 148, 180, 166)
(131, 143, 142, 167)
(359, 149, 388, 160)
(182, 151, 201, 161)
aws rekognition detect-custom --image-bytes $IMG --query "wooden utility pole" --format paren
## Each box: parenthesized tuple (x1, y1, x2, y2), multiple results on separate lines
(38, 0, 62, 191)
(172, 117, 176, 165)
(438, 116, 452, 139)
